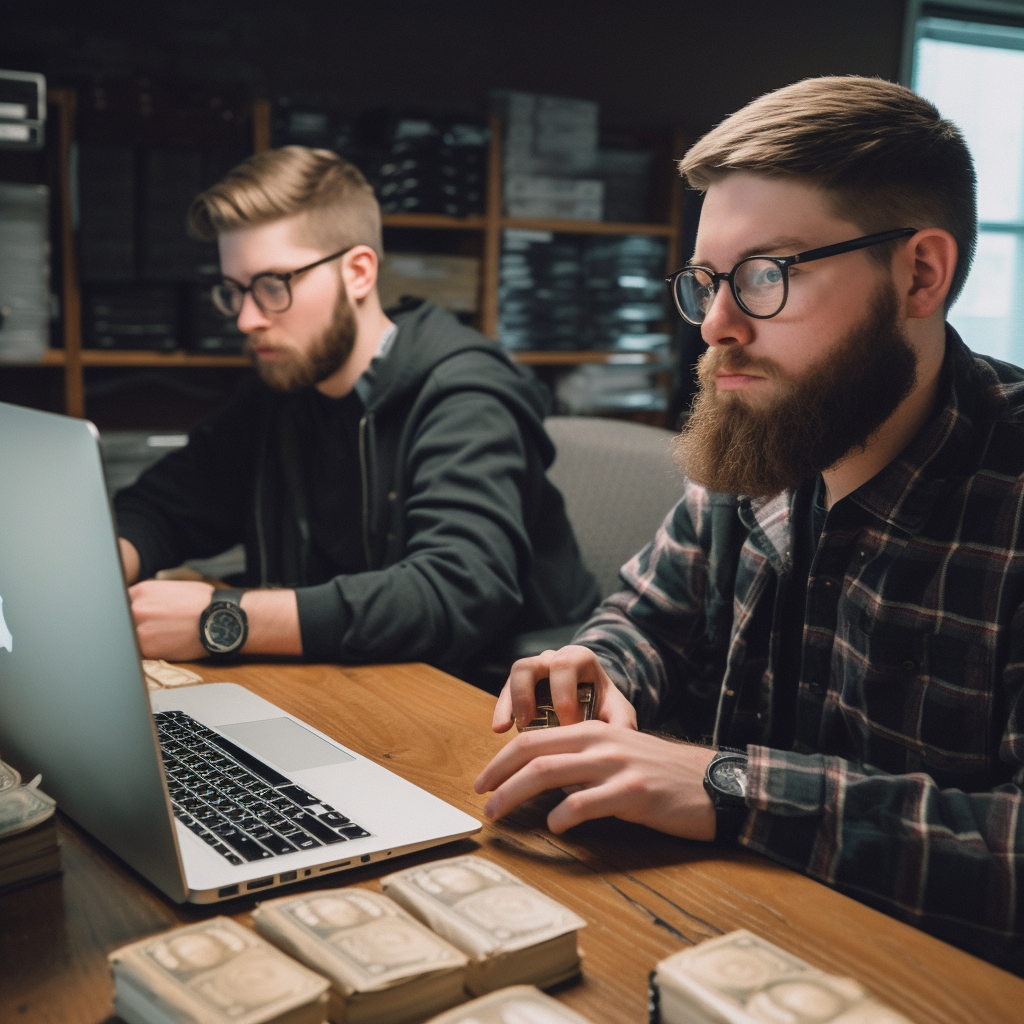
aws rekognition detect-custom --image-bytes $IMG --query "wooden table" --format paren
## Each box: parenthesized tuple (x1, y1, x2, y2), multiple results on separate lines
(3, 661, 1022, 1023)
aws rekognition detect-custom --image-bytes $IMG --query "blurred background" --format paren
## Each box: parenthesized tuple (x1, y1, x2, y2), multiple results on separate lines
(0, 0, 1020, 440)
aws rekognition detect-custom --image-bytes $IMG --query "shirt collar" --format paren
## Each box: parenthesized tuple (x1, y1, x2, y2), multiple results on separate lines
(353, 322, 399, 406)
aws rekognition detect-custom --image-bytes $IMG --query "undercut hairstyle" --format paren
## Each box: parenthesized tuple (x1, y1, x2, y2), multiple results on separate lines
(679, 77, 977, 309)
(187, 145, 383, 257)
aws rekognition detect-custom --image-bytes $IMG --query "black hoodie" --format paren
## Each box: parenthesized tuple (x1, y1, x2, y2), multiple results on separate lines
(114, 300, 599, 675)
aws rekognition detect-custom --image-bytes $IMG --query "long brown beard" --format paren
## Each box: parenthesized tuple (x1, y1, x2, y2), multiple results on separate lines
(674, 282, 917, 498)
(246, 286, 358, 392)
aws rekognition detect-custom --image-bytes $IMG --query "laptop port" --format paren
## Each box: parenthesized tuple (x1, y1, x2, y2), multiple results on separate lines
(279, 871, 297, 882)
(246, 876, 274, 890)
(218, 885, 239, 897)
(361, 854, 371, 863)
(319, 860, 351, 872)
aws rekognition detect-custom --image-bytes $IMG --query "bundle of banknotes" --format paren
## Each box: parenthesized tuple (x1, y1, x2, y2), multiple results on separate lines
(381, 855, 587, 995)
(108, 916, 331, 1024)
(424, 985, 595, 1023)
(253, 888, 469, 1024)
(0, 756, 60, 893)
(650, 930, 913, 1024)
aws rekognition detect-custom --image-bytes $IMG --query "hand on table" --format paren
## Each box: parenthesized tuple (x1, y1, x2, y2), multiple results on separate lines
(491, 645, 638, 732)
(474, 721, 718, 839)
(128, 579, 214, 660)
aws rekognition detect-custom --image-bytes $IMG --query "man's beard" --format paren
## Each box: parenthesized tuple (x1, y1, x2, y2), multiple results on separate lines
(246, 289, 358, 392)
(673, 282, 918, 499)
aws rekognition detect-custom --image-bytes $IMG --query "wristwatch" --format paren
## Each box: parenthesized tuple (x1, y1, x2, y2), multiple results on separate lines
(703, 747, 749, 845)
(199, 589, 248, 658)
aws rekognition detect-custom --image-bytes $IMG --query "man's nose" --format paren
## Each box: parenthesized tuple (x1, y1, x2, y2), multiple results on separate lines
(234, 290, 272, 333)
(700, 282, 755, 349)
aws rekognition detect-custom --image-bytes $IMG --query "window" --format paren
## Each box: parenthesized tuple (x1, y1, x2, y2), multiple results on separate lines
(906, 3, 1024, 363)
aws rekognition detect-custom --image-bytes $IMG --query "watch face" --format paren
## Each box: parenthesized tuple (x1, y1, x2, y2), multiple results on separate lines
(205, 607, 244, 652)
(710, 757, 748, 798)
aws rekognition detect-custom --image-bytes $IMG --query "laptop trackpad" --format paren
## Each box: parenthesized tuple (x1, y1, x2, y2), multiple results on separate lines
(219, 718, 355, 771)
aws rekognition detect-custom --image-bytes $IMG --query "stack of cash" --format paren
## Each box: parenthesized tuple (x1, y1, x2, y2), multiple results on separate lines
(0, 757, 60, 893)
(651, 930, 913, 1024)
(108, 916, 331, 1024)
(381, 855, 586, 995)
(253, 888, 469, 1024)
(424, 985, 595, 1023)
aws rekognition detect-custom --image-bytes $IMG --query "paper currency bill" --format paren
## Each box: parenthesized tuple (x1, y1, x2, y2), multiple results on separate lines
(111, 916, 330, 1024)
(424, 984, 595, 1024)
(0, 782, 55, 839)
(142, 660, 204, 690)
(0, 758, 21, 793)
(654, 930, 912, 1024)
(254, 888, 467, 993)
(382, 855, 586, 958)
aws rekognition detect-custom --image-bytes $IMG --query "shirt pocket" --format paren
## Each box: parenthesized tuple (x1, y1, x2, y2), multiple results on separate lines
(842, 598, 993, 784)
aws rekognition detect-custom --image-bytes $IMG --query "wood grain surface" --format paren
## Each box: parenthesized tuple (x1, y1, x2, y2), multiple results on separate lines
(2, 660, 1022, 1024)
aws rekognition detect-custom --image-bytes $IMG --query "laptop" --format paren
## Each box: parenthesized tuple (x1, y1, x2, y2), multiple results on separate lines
(0, 400, 480, 903)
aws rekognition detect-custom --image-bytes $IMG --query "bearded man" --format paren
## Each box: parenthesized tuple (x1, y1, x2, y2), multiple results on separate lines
(115, 146, 597, 678)
(476, 76, 1024, 974)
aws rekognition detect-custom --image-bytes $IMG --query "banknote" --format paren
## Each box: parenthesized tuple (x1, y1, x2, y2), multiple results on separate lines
(109, 916, 330, 1024)
(253, 888, 468, 994)
(381, 856, 586, 959)
(424, 985, 596, 1024)
(0, 758, 20, 793)
(142, 659, 204, 690)
(0, 782, 56, 839)
(653, 930, 913, 1024)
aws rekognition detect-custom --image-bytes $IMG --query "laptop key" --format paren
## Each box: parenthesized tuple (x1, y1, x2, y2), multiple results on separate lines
(291, 813, 349, 844)
(340, 824, 371, 839)
(277, 785, 319, 807)
(318, 811, 350, 827)
(212, 825, 273, 861)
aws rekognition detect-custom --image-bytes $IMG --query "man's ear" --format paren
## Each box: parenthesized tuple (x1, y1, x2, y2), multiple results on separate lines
(342, 245, 379, 301)
(901, 228, 958, 320)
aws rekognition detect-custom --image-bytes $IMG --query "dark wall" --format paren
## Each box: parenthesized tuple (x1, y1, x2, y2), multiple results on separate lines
(2, 0, 905, 136)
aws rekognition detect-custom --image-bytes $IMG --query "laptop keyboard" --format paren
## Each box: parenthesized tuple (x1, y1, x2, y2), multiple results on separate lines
(154, 710, 371, 866)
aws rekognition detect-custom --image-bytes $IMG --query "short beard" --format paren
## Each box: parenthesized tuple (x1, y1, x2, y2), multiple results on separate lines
(247, 286, 358, 392)
(674, 282, 917, 499)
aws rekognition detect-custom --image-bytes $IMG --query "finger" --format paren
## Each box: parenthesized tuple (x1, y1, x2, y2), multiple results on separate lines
(492, 681, 514, 732)
(547, 781, 630, 833)
(599, 685, 638, 729)
(482, 751, 604, 821)
(473, 722, 606, 794)
(548, 653, 590, 725)
(508, 653, 555, 730)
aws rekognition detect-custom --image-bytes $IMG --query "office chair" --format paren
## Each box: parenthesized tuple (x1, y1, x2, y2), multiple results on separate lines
(472, 416, 684, 692)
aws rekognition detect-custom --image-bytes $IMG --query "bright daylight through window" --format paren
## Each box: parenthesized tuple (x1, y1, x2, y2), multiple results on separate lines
(910, 11, 1024, 364)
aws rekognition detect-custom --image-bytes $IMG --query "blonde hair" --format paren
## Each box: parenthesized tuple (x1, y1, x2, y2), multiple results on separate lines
(679, 77, 977, 307)
(188, 145, 383, 257)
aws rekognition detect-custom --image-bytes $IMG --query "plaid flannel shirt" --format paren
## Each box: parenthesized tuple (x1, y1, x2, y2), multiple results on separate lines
(574, 329, 1024, 973)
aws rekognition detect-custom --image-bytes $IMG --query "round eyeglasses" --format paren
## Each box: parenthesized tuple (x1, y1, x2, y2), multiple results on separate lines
(211, 246, 355, 317)
(665, 228, 917, 325)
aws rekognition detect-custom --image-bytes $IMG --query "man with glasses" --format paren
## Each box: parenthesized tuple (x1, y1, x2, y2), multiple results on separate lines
(114, 145, 597, 681)
(476, 77, 1024, 972)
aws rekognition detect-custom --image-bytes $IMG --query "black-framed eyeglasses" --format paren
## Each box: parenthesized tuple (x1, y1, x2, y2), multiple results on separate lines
(211, 246, 355, 317)
(665, 228, 917, 326)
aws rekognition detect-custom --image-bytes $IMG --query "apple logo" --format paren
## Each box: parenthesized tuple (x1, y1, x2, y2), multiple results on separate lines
(0, 594, 11, 652)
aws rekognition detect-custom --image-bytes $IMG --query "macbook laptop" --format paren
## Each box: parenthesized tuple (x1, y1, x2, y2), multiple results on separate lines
(0, 400, 480, 903)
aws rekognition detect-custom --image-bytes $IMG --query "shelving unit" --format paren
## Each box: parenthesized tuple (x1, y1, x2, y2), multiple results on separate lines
(22, 93, 683, 418)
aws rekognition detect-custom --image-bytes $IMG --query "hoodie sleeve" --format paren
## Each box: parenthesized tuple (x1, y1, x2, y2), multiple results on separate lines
(294, 387, 531, 672)
(112, 391, 259, 579)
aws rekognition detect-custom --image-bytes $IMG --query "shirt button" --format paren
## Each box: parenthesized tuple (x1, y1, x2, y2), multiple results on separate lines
(902, 659, 918, 674)
(724, 689, 735, 698)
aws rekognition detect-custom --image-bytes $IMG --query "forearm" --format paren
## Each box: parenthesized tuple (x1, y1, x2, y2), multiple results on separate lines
(240, 588, 302, 657)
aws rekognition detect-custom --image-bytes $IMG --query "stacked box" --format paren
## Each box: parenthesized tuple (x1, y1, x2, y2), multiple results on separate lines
(0, 182, 50, 361)
(498, 230, 667, 351)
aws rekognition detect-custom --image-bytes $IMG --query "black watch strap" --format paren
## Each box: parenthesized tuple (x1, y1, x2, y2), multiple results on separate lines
(199, 588, 248, 658)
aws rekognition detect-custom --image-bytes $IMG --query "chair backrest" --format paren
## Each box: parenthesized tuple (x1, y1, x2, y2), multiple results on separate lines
(545, 416, 684, 598)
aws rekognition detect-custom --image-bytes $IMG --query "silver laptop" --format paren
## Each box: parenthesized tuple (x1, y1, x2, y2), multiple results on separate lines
(0, 400, 480, 903)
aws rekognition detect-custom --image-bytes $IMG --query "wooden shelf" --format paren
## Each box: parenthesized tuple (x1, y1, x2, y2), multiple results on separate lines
(24, 349, 248, 368)
(502, 217, 677, 237)
(382, 213, 487, 230)
(510, 350, 668, 366)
